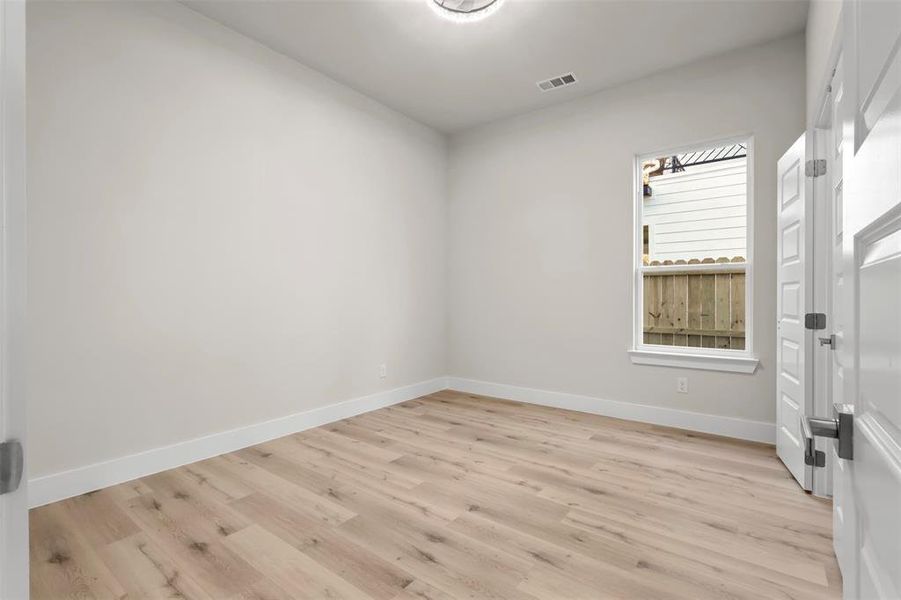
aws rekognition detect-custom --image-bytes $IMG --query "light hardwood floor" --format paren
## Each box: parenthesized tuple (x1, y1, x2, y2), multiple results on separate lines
(30, 390, 841, 599)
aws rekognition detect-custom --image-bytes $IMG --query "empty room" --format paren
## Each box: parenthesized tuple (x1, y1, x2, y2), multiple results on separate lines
(0, 0, 899, 598)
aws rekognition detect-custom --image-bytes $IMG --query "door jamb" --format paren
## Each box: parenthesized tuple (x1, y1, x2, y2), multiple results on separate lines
(0, 0, 29, 596)
(806, 7, 845, 501)
(809, 123, 833, 498)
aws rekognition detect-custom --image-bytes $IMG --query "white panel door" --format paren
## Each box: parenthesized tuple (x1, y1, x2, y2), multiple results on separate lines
(776, 134, 812, 490)
(836, 0, 901, 597)
(0, 0, 29, 597)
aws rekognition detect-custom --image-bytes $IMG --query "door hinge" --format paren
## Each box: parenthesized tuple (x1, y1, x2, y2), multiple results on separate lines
(805, 313, 827, 330)
(0, 440, 23, 495)
(805, 159, 827, 178)
(805, 448, 827, 467)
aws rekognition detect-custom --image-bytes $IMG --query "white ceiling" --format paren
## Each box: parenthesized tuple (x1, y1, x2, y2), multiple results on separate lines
(184, 0, 808, 133)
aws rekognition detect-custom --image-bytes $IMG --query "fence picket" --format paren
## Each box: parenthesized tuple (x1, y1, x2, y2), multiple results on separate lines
(730, 272, 746, 350)
(660, 274, 674, 345)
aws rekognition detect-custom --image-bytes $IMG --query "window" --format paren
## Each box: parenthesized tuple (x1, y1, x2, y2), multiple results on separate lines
(630, 137, 758, 373)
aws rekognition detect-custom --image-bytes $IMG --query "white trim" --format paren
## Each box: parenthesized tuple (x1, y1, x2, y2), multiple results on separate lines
(27, 374, 780, 507)
(448, 377, 775, 443)
(810, 126, 833, 498)
(808, 5, 843, 131)
(628, 349, 758, 374)
(0, 0, 29, 595)
(632, 134, 755, 363)
(28, 377, 448, 508)
(811, 56, 844, 498)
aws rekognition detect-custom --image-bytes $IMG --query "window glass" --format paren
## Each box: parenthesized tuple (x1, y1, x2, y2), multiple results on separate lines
(639, 142, 749, 351)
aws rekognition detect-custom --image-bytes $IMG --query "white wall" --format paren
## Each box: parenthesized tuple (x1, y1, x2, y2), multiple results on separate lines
(447, 35, 805, 425)
(27, 1, 447, 479)
(28, 2, 808, 487)
(806, 0, 842, 124)
(644, 159, 748, 262)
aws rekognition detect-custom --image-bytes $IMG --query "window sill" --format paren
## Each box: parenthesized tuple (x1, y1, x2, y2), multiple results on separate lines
(628, 349, 759, 374)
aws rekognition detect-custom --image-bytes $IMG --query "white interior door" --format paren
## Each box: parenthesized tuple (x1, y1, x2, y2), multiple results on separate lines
(776, 134, 813, 491)
(833, 0, 901, 597)
(0, 0, 29, 597)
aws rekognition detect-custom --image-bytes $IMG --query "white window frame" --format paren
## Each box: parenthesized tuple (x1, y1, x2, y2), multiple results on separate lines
(629, 134, 759, 374)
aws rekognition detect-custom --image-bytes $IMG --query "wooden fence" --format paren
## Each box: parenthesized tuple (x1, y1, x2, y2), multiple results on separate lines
(643, 261, 745, 350)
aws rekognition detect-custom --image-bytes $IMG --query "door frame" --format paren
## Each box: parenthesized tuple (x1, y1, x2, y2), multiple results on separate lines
(809, 59, 846, 499)
(0, 0, 29, 596)
(806, 5, 845, 501)
(808, 125, 833, 498)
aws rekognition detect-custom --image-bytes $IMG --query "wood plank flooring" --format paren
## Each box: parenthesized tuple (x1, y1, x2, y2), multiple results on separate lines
(30, 390, 841, 599)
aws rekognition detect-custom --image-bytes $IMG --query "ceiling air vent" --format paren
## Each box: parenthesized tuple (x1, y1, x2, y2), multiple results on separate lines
(537, 72, 577, 92)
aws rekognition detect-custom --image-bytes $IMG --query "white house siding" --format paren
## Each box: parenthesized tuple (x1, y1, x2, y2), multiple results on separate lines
(643, 158, 747, 262)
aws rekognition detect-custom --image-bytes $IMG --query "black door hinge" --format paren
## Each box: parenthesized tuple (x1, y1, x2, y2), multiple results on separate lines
(805, 159, 827, 178)
(805, 448, 826, 467)
(805, 313, 827, 330)
(0, 440, 23, 495)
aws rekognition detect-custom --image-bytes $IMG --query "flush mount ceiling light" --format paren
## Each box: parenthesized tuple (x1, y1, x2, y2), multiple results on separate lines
(429, 0, 505, 22)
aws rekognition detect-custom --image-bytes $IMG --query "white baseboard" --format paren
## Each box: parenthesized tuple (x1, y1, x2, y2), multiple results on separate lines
(29, 375, 774, 508)
(447, 377, 776, 444)
(28, 377, 449, 508)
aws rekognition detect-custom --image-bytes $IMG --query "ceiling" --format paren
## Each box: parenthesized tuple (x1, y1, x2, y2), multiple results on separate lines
(184, 0, 808, 133)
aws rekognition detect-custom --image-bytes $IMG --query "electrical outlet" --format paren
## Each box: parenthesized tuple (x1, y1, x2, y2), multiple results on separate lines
(677, 377, 688, 394)
(379, 364, 387, 379)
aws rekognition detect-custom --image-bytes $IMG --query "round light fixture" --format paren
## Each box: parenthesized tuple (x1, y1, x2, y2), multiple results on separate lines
(429, 0, 504, 22)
